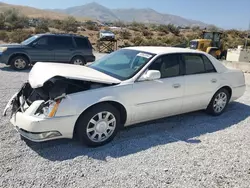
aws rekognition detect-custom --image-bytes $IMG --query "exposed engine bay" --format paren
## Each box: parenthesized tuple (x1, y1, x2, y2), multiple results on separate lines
(3, 76, 111, 117)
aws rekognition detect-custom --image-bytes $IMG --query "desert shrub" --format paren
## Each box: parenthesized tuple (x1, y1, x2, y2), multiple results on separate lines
(156, 24, 180, 35)
(167, 24, 180, 35)
(191, 26, 200, 32)
(128, 21, 147, 31)
(113, 21, 126, 27)
(48, 19, 63, 30)
(8, 29, 33, 43)
(130, 36, 145, 45)
(142, 29, 152, 37)
(84, 20, 99, 31)
(61, 16, 78, 33)
(120, 30, 132, 40)
(2, 9, 28, 30)
(0, 30, 9, 42)
(34, 21, 50, 34)
(156, 25, 169, 34)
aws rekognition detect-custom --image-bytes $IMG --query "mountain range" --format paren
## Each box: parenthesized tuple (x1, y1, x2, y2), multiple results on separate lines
(0, 2, 211, 27)
(48, 2, 210, 27)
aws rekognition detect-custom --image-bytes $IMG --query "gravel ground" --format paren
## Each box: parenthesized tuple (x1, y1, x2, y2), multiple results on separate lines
(1, 58, 250, 188)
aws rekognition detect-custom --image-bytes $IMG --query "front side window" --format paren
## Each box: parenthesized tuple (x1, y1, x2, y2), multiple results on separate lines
(89, 49, 155, 80)
(36, 37, 48, 46)
(149, 54, 180, 78)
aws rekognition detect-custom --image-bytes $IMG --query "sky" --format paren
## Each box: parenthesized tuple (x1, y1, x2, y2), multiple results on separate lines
(2, 0, 250, 29)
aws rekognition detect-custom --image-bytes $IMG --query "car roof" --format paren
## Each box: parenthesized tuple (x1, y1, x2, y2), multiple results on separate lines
(36, 33, 88, 38)
(124, 46, 207, 55)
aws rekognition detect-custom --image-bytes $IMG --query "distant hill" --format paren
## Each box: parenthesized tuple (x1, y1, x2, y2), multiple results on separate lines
(48, 2, 210, 27)
(0, 2, 87, 20)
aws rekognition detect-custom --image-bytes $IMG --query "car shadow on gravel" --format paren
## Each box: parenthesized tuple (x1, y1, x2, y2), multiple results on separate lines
(0, 66, 31, 72)
(25, 101, 250, 161)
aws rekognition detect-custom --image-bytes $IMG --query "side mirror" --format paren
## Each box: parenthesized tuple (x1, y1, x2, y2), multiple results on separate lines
(138, 70, 161, 81)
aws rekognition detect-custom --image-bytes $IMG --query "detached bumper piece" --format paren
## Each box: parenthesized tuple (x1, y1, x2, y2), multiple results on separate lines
(16, 127, 62, 142)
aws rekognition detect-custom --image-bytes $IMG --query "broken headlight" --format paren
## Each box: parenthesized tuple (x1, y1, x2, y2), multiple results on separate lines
(35, 99, 61, 118)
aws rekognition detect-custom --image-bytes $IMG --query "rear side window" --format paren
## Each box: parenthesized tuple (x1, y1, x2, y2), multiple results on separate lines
(74, 37, 90, 48)
(184, 54, 205, 75)
(183, 54, 217, 75)
(52, 36, 74, 48)
(202, 55, 216, 73)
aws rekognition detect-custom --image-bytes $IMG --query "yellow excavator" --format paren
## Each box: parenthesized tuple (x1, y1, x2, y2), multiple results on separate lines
(189, 31, 227, 59)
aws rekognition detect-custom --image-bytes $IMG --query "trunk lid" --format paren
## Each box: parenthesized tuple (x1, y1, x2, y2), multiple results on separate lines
(29, 62, 121, 88)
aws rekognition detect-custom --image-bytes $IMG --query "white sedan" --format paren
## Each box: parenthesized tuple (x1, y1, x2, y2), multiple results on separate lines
(3, 47, 246, 147)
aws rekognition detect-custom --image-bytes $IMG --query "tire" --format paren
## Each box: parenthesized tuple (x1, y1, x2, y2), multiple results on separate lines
(75, 103, 121, 147)
(206, 88, 230, 116)
(71, 56, 86, 65)
(10, 55, 29, 70)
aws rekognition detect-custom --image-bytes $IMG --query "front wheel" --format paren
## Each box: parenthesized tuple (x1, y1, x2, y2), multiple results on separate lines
(75, 104, 121, 147)
(10, 56, 29, 70)
(206, 88, 230, 116)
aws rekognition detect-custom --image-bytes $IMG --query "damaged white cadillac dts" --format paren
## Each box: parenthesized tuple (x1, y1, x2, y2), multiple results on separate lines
(3, 47, 246, 147)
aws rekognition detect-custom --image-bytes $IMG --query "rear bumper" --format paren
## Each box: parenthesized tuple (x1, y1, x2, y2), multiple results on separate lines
(85, 55, 96, 62)
(230, 84, 246, 101)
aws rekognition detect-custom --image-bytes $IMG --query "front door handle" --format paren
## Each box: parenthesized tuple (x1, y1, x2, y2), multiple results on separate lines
(173, 83, 181, 88)
(211, 79, 217, 83)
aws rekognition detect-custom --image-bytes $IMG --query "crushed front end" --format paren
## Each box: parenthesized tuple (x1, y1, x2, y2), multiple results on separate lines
(3, 76, 109, 142)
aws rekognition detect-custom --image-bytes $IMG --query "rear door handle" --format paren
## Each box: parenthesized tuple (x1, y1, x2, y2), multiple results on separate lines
(211, 79, 217, 83)
(173, 83, 181, 88)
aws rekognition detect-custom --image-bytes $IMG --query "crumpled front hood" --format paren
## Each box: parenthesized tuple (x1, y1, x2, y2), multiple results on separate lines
(29, 62, 121, 88)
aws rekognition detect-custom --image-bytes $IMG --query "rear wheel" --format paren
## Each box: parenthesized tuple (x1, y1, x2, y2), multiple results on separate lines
(75, 103, 121, 147)
(71, 56, 86, 65)
(206, 88, 230, 116)
(10, 56, 29, 70)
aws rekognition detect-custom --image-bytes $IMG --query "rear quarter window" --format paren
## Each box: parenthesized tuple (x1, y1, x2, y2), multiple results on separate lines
(74, 37, 90, 48)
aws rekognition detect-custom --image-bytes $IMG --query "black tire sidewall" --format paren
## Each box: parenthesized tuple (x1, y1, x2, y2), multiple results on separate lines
(10, 56, 29, 70)
(75, 103, 121, 147)
(71, 56, 86, 65)
(207, 88, 230, 116)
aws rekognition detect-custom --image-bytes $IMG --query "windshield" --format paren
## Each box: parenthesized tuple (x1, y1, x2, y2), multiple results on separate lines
(190, 41, 198, 49)
(21, 35, 38, 45)
(89, 49, 155, 80)
(101, 30, 113, 34)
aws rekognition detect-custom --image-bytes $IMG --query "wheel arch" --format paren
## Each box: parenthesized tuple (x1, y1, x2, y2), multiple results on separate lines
(73, 100, 128, 138)
(8, 53, 30, 65)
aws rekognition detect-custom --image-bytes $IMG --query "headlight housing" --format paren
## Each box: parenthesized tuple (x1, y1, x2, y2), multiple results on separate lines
(0, 47, 8, 52)
(35, 99, 61, 118)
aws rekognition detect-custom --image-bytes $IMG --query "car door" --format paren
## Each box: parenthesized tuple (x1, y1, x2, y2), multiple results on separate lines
(52, 36, 74, 63)
(28, 36, 55, 62)
(181, 53, 220, 113)
(131, 54, 185, 124)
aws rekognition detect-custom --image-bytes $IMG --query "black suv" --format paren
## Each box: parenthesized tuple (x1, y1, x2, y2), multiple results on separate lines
(0, 33, 95, 70)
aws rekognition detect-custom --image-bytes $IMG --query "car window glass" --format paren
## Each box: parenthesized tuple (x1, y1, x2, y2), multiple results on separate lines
(148, 54, 180, 78)
(202, 55, 216, 72)
(37, 37, 48, 46)
(74, 37, 89, 48)
(52, 36, 73, 48)
(184, 54, 205, 75)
